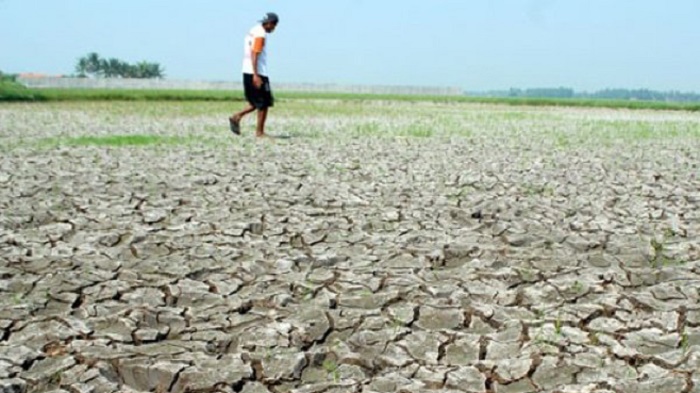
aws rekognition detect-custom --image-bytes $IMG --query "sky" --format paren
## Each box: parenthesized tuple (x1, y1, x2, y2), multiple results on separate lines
(1, 0, 699, 92)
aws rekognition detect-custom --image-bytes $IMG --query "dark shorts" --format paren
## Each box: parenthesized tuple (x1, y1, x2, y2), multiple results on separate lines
(243, 73, 274, 109)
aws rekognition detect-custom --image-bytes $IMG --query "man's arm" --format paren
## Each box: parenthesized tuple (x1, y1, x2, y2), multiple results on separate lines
(251, 37, 265, 88)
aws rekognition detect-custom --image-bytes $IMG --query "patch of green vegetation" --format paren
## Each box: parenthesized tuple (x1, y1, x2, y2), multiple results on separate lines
(4, 85, 700, 112)
(497, 111, 533, 120)
(12, 293, 23, 304)
(519, 268, 536, 282)
(571, 280, 584, 294)
(322, 359, 340, 382)
(680, 332, 690, 353)
(649, 231, 687, 268)
(283, 94, 700, 112)
(0, 71, 16, 82)
(39, 134, 195, 148)
(401, 124, 433, 138)
(589, 332, 600, 346)
(554, 315, 563, 336)
(522, 184, 555, 197)
(555, 134, 571, 149)
(0, 80, 47, 102)
(352, 122, 381, 136)
(476, 97, 700, 112)
(389, 318, 404, 334)
(585, 120, 700, 143)
(359, 289, 373, 298)
(298, 283, 315, 301)
(33, 88, 243, 102)
(48, 371, 62, 386)
(448, 185, 473, 200)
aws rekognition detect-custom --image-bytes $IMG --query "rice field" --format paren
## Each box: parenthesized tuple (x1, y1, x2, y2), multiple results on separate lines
(1, 99, 700, 393)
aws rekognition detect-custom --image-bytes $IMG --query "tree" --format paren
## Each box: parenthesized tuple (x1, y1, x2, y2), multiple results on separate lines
(75, 58, 89, 77)
(101, 58, 130, 78)
(74, 53, 165, 79)
(134, 61, 165, 79)
(0, 70, 17, 82)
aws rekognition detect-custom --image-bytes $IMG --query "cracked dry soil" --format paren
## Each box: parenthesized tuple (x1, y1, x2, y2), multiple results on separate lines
(1, 101, 700, 393)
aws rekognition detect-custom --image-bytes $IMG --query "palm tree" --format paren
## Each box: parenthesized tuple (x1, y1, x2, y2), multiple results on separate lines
(134, 61, 165, 79)
(74, 53, 166, 79)
(101, 58, 129, 78)
(75, 57, 89, 77)
(75, 52, 104, 77)
(150, 63, 165, 79)
(86, 52, 102, 76)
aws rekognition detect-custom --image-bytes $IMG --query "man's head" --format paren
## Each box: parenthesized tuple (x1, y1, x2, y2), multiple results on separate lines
(260, 12, 279, 33)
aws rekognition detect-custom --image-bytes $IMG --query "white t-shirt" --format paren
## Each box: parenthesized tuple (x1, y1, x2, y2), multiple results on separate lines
(242, 24, 269, 76)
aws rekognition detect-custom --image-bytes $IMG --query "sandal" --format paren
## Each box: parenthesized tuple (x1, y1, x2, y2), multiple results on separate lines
(229, 117, 241, 135)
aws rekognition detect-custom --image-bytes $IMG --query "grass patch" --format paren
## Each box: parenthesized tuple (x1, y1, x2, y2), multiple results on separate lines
(595, 120, 700, 142)
(352, 122, 381, 136)
(0, 80, 47, 102)
(555, 134, 571, 148)
(37, 88, 245, 102)
(402, 124, 433, 138)
(3, 85, 700, 112)
(40, 134, 193, 148)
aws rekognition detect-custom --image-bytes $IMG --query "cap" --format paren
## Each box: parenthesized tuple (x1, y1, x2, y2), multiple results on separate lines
(260, 12, 279, 24)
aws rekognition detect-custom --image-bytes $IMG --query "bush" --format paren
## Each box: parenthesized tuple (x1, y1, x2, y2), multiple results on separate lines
(0, 70, 18, 83)
(0, 79, 46, 102)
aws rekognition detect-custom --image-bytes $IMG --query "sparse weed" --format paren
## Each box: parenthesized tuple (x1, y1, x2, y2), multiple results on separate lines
(571, 280, 584, 294)
(300, 287, 314, 301)
(448, 185, 472, 200)
(532, 332, 545, 346)
(353, 122, 380, 137)
(555, 134, 570, 148)
(389, 318, 403, 334)
(520, 268, 535, 282)
(48, 371, 62, 385)
(322, 359, 340, 382)
(589, 332, 599, 345)
(649, 232, 686, 268)
(403, 124, 433, 138)
(39, 134, 192, 148)
(554, 315, 563, 336)
(331, 338, 343, 351)
(533, 308, 545, 320)
(523, 184, 554, 197)
(680, 332, 690, 353)
(663, 228, 676, 239)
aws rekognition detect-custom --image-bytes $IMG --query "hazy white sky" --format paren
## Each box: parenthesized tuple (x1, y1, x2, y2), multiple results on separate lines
(1, 0, 699, 91)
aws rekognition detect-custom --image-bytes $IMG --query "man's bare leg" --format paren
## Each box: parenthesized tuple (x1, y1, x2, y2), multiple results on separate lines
(256, 107, 268, 137)
(231, 104, 256, 124)
(229, 104, 255, 135)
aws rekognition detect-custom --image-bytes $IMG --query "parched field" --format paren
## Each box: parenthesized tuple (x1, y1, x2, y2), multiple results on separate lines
(1, 99, 700, 393)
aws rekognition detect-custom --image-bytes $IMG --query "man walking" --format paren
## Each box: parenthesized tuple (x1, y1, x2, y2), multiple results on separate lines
(230, 12, 279, 138)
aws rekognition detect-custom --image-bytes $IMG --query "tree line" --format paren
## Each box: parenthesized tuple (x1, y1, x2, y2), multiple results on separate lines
(75, 52, 165, 79)
(471, 87, 700, 103)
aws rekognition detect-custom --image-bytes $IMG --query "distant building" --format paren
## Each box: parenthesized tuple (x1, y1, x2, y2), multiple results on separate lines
(18, 72, 65, 79)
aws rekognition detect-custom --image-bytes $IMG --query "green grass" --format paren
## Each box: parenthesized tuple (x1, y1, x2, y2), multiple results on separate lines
(2, 83, 700, 111)
(401, 124, 434, 138)
(471, 97, 700, 112)
(0, 80, 47, 101)
(39, 134, 195, 148)
(38, 88, 246, 102)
